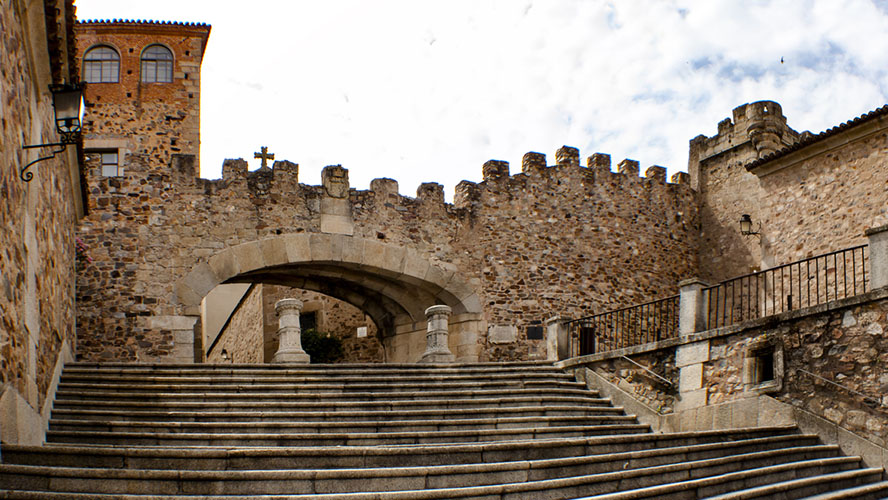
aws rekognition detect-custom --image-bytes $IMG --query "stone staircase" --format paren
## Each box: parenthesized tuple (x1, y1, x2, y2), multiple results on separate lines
(1, 361, 886, 499)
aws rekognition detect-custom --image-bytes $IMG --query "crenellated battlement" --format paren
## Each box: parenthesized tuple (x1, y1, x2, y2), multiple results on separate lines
(162, 143, 693, 212)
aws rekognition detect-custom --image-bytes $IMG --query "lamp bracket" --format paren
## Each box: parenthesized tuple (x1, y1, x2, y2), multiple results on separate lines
(20, 142, 69, 182)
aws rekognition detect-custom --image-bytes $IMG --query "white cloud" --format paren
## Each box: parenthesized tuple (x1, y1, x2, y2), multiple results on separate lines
(74, 0, 888, 198)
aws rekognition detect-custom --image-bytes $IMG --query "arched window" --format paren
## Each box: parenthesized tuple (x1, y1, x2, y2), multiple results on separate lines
(141, 45, 174, 83)
(83, 46, 119, 83)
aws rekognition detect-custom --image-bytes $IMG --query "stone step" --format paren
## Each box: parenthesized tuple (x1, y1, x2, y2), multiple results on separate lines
(54, 379, 586, 394)
(48, 414, 640, 434)
(0, 455, 865, 499)
(50, 394, 612, 412)
(576, 459, 874, 500)
(58, 371, 576, 385)
(52, 386, 598, 402)
(703, 468, 888, 499)
(45, 423, 653, 447)
(61, 361, 557, 376)
(0, 445, 842, 496)
(4, 428, 811, 470)
(49, 404, 625, 422)
(797, 480, 888, 500)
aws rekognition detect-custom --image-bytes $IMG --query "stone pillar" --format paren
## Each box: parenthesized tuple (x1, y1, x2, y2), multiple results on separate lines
(679, 278, 709, 334)
(420, 305, 455, 363)
(866, 224, 888, 290)
(545, 316, 571, 361)
(272, 299, 310, 364)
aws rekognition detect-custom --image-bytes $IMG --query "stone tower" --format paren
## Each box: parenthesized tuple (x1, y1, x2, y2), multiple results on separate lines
(74, 20, 211, 177)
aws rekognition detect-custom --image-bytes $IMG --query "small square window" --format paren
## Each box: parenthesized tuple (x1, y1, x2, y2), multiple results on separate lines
(744, 337, 783, 394)
(752, 347, 775, 384)
(93, 151, 120, 177)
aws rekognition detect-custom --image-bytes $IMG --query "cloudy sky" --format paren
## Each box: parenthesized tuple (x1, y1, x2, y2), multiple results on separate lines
(75, 0, 888, 199)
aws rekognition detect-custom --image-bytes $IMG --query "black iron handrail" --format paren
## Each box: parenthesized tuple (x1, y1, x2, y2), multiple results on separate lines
(703, 245, 868, 330)
(567, 294, 679, 357)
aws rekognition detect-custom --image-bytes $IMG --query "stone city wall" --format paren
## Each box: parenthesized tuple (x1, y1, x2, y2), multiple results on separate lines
(206, 284, 263, 363)
(75, 145, 699, 363)
(1, 0, 81, 443)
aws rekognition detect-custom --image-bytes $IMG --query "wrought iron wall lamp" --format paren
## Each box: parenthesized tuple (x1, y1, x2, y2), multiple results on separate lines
(739, 214, 762, 238)
(20, 83, 84, 182)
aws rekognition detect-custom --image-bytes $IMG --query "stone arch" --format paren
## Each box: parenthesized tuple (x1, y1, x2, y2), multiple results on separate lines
(176, 233, 483, 359)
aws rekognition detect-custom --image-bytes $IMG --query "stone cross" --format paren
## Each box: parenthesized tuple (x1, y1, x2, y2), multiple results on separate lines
(420, 304, 455, 363)
(272, 298, 310, 364)
(254, 146, 275, 169)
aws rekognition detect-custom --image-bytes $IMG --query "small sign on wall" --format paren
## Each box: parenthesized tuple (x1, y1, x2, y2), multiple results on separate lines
(356, 326, 368, 338)
(526, 322, 543, 340)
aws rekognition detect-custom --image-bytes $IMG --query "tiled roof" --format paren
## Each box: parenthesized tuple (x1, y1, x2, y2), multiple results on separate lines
(747, 104, 888, 170)
(77, 19, 211, 29)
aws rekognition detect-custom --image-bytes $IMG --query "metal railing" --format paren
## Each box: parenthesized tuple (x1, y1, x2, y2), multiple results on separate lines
(796, 368, 883, 408)
(703, 245, 868, 330)
(568, 294, 679, 356)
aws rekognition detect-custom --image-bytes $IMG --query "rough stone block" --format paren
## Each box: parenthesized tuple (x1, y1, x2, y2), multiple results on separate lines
(175, 281, 203, 307)
(147, 315, 198, 331)
(283, 234, 311, 263)
(713, 402, 733, 429)
(645, 166, 667, 183)
(732, 397, 759, 428)
(182, 262, 219, 298)
(320, 214, 354, 236)
(757, 396, 794, 427)
(231, 241, 265, 274)
(695, 403, 715, 430)
(259, 237, 289, 267)
(679, 363, 703, 393)
(482, 160, 509, 182)
(458, 293, 482, 314)
(383, 245, 407, 276)
(617, 159, 640, 177)
(671, 172, 690, 185)
(361, 240, 387, 270)
(587, 153, 611, 172)
(676, 340, 710, 367)
(402, 251, 430, 284)
(309, 233, 334, 262)
(676, 388, 707, 412)
(423, 265, 454, 291)
(837, 427, 885, 469)
(456, 343, 483, 362)
(370, 178, 399, 197)
(556, 146, 580, 167)
(521, 152, 546, 175)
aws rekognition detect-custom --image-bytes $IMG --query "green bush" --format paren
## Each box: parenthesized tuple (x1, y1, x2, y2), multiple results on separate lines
(301, 328, 344, 364)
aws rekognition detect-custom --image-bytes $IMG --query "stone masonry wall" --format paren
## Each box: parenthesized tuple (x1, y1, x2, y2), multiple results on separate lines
(206, 284, 263, 363)
(75, 147, 699, 363)
(691, 101, 887, 284)
(754, 122, 888, 264)
(689, 101, 800, 282)
(702, 291, 888, 446)
(1, 0, 81, 442)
